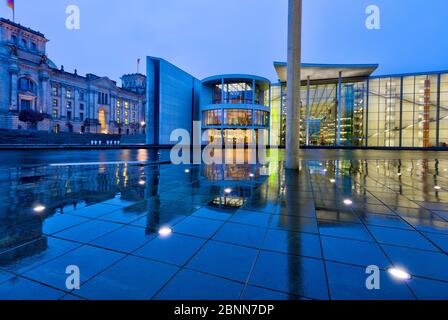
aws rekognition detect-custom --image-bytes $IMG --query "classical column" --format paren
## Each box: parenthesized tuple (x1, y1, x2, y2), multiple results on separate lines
(39, 71, 49, 113)
(9, 62, 19, 111)
(285, 0, 302, 169)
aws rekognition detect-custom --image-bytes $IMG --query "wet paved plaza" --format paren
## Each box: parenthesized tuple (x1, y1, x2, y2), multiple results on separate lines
(0, 149, 448, 300)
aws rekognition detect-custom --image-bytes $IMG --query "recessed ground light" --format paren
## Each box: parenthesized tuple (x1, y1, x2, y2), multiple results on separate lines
(138, 180, 146, 186)
(397, 173, 402, 176)
(158, 227, 173, 237)
(388, 267, 412, 281)
(224, 188, 232, 194)
(33, 205, 46, 213)
(343, 199, 353, 206)
(185, 169, 190, 173)
(434, 186, 442, 190)
(330, 179, 336, 183)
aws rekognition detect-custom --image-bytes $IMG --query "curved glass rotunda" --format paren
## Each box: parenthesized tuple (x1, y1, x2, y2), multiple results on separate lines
(200, 75, 271, 145)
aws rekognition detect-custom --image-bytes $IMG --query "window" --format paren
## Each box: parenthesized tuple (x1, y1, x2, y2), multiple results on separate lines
(223, 109, 253, 126)
(117, 100, 121, 107)
(79, 91, 85, 101)
(125, 118, 129, 125)
(79, 103, 84, 111)
(11, 35, 17, 44)
(22, 39, 27, 48)
(20, 99, 31, 110)
(18, 78, 35, 92)
(53, 109, 58, 118)
(117, 109, 121, 115)
(79, 113, 84, 121)
(116, 118, 121, 124)
(66, 89, 72, 99)
(202, 110, 222, 126)
(67, 111, 72, 120)
(52, 86, 59, 96)
(67, 101, 72, 109)
(125, 102, 129, 109)
(98, 92, 109, 105)
(31, 42, 37, 51)
(53, 99, 58, 107)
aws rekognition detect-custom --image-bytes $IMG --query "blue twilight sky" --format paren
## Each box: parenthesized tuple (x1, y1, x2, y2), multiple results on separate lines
(2, 0, 447, 83)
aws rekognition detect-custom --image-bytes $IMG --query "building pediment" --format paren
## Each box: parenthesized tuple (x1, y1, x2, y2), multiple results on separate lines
(89, 77, 117, 89)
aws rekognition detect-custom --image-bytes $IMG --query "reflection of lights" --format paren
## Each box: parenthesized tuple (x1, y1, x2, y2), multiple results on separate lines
(158, 227, 173, 237)
(138, 180, 146, 186)
(330, 179, 336, 183)
(224, 188, 232, 194)
(343, 199, 353, 206)
(249, 173, 254, 178)
(33, 205, 46, 213)
(323, 169, 328, 173)
(434, 186, 442, 190)
(388, 267, 412, 281)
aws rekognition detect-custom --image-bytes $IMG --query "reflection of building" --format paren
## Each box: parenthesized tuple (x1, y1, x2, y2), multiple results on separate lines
(271, 63, 448, 148)
(201, 75, 270, 145)
(0, 19, 146, 135)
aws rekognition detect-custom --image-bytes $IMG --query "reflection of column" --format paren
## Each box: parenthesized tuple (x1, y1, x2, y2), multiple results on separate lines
(143, 164, 161, 233)
(285, 0, 302, 169)
(9, 62, 19, 111)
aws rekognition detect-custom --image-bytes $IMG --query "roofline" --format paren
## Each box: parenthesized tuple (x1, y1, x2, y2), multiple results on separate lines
(273, 62, 380, 69)
(202, 74, 271, 84)
(0, 18, 47, 39)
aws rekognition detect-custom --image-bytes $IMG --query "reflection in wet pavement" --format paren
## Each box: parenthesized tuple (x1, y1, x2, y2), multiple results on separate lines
(0, 150, 448, 300)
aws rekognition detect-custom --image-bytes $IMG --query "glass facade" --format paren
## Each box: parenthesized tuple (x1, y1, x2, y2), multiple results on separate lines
(211, 81, 269, 106)
(224, 109, 253, 126)
(271, 71, 448, 148)
(202, 109, 222, 126)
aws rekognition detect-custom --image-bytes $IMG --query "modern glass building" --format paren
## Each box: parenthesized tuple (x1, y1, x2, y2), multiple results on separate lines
(271, 63, 448, 148)
(200, 75, 270, 145)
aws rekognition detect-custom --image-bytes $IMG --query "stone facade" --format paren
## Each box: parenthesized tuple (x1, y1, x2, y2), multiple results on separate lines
(0, 18, 146, 135)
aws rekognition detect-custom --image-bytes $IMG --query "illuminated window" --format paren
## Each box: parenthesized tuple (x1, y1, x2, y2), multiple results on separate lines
(125, 118, 129, 125)
(53, 109, 58, 118)
(125, 102, 129, 109)
(116, 118, 121, 124)
(53, 99, 58, 107)
(202, 110, 222, 126)
(66, 89, 72, 99)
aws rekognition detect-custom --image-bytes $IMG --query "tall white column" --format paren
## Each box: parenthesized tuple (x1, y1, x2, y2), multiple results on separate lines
(285, 0, 302, 169)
